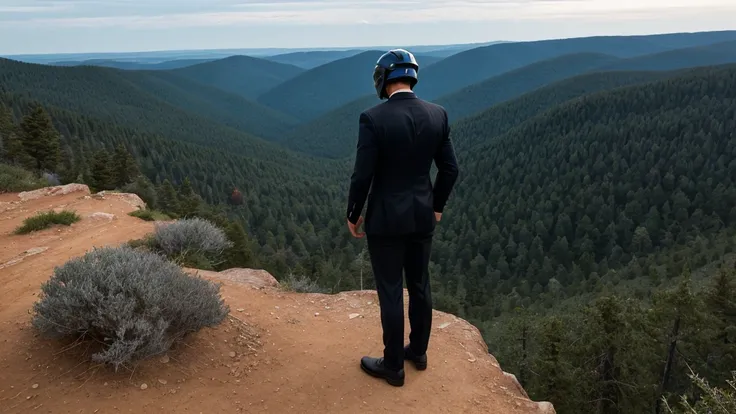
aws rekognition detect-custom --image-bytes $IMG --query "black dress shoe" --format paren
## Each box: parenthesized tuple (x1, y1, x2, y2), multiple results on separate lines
(404, 345, 427, 370)
(360, 356, 405, 386)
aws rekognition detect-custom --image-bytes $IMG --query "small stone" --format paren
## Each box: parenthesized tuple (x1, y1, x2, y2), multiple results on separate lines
(349, 313, 360, 319)
(229, 352, 236, 358)
(32, 383, 39, 389)
(140, 383, 148, 390)
(314, 312, 320, 316)
(367, 301, 373, 305)
(158, 379, 167, 385)
(325, 306, 330, 310)
(237, 309, 244, 312)
(160, 355, 170, 364)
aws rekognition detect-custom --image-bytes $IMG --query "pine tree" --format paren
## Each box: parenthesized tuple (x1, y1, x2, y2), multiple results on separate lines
(533, 315, 575, 413)
(0, 104, 33, 167)
(112, 144, 140, 188)
(651, 277, 705, 413)
(702, 268, 736, 385)
(19, 105, 60, 172)
(158, 179, 180, 216)
(89, 149, 115, 191)
(217, 221, 256, 270)
(178, 177, 201, 217)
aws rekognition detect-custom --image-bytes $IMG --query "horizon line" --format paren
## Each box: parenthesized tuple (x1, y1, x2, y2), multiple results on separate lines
(3, 28, 736, 58)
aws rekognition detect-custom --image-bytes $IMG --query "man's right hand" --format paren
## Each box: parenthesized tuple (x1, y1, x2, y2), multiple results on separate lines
(435, 212, 442, 222)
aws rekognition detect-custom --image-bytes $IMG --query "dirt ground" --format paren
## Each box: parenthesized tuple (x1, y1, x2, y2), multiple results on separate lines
(0, 188, 553, 414)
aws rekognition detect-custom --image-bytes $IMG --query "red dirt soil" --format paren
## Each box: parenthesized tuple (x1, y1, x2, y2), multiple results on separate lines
(0, 187, 554, 414)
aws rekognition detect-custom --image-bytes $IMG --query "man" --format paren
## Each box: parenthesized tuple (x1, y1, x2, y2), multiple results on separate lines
(346, 49, 460, 387)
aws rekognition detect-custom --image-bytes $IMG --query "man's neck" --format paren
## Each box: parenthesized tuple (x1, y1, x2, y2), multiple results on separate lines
(389, 88, 413, 98)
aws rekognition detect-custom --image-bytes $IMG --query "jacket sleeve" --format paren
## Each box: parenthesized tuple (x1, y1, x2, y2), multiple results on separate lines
(432, 109, 459, 213)
(346, 112, 378, 224)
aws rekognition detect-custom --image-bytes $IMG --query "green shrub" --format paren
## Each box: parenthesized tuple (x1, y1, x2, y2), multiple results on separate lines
(15, 210, 81, 234)
(281, 273, 327, 294)
(128, 209, 171, 222)
(32, 246, 229, 370)
(0, 163, 46, 193)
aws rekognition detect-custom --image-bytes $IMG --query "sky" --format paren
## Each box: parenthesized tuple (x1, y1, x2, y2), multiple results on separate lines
(1, 0, 735, 55)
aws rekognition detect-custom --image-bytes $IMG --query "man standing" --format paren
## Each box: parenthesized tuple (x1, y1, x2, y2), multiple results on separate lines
(346, 49, 460, 387)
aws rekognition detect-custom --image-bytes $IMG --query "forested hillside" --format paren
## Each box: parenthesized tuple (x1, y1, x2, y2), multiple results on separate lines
(0, 58, 298, 143)
(172, 55, 305, 99)
(449, 68, 687, 151)
(257, 51, 441, 120)
(415, 30, 736, 99)
(600, 40, 736, 72)
(283, 94, 378, 158)
(429, 64, 736, 412)
(434, 52, 618, 121)
(0, 91, 359, 289)
(281, 66, 688, 160)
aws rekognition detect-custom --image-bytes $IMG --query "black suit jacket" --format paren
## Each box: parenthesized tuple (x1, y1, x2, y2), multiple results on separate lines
(346, 91, 459, 236)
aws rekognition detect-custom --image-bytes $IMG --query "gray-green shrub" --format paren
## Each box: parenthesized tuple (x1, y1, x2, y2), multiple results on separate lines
(0, 163, 46, 193)
(282, 273, 327, 294)
(32, 246, 229, 370)
(154, 217, 232, 260)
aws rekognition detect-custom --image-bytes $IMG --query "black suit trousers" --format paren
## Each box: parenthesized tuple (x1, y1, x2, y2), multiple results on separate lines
(366, 231, 434, 371)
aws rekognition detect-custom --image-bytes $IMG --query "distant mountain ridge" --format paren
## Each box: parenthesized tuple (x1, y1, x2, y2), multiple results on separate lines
(415, 30, 736, 99)
(435, 52, 619, 122)
(171, 55, 305, 99)
(0, 58, 298, 144)
(257, 50, 441, 121)
(47, 58, 215, 70)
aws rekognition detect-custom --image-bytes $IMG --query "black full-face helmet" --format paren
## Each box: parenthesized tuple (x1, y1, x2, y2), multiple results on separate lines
(373, 49, 419, 100)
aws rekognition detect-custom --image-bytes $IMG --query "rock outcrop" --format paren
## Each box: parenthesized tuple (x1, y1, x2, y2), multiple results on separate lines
(0, 185, 555, 414)
(17, 183, 90, 201)
(185, 267, 280, 289)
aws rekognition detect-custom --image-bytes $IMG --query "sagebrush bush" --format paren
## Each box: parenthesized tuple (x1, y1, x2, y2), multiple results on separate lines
(154, 218, 232, 260)
(32, 246, 229, 370)
(0, 163, 46, 193)
(282, 273, 327, 294)
(15, 210, 81, 234)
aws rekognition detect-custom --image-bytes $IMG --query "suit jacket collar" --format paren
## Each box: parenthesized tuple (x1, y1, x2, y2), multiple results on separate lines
(388, 91, 417, 101)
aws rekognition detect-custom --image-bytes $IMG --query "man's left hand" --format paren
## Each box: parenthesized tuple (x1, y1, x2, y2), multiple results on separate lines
(348, 217, 365, 238)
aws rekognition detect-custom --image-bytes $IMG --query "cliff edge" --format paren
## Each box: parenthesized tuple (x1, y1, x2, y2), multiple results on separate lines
(0, 185, 554, 413)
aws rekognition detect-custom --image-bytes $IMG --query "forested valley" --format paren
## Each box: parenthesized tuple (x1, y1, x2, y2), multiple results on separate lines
(3, 30, 736, 412)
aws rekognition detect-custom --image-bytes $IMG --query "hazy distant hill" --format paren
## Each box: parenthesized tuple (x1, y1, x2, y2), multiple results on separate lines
(435, 53, 619, 121)
(449, 68, 691, 151)
(281, 66, 695, 159)
(265, 50, 364, 69)
(48, 58, 214, 70)
(258, 51, 443, 120)
(0, 58, 297, 143)
(172, 55, 305, 100)
(598, 40, 736, 72)
(416, 30, 736, 99)
(283, 94, 379, 158)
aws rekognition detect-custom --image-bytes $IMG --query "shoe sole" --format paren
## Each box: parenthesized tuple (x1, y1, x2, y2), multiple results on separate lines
(360, 362, 405, 387)
(413, 361, 427, 371)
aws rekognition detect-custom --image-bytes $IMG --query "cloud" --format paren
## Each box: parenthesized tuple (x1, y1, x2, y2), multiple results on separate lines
(1, 0, 734, 28)
(0, 4, 70, 13)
